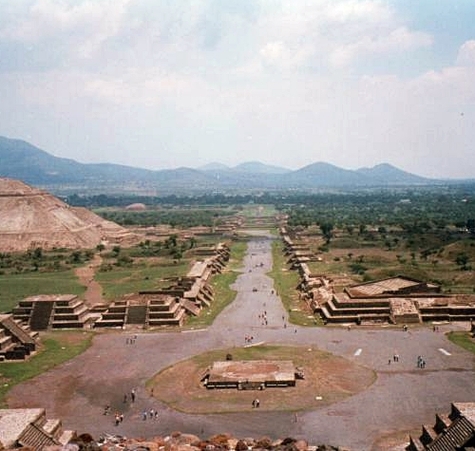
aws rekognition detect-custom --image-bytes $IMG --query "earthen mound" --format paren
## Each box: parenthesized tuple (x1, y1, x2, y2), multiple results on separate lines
(0, 177, 133, 252)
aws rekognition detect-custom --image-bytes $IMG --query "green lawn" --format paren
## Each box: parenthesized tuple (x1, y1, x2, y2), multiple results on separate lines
(447, 331, 475, 354)
(268, 240, 316, 326)
(0, 271, 85, 313)
(95, 260, 191, 300)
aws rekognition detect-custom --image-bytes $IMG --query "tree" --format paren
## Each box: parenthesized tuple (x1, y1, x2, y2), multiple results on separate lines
(165, 235, 178, 249)
(319, 222, 334, 244)
(456, 253, 470, 270)
(467, 219, 475, 235)
(33, 247, 43, 260)
(70, 251, 82, 263)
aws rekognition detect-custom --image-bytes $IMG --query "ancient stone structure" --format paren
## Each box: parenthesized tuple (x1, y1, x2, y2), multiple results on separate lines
(281, 228, 475, 325)
(94, 244, 230, 329)
(406, 402, 475, 450)
(10, 244, 230, 331)
(0, 177, 134, 252)
(12, 294, 96, 331)
(316, 277, 475, 325)
(203, 360, 297, 390)
(93, 294, 186, 328)
(0, 408, 75, 450)
(0, 314, 38, 361)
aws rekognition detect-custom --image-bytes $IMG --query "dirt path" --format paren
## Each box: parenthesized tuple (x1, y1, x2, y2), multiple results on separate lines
(74, 254, 104, 306)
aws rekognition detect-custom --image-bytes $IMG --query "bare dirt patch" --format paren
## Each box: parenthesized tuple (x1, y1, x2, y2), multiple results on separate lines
(148, 345, 376, 413)
(74, 255, 104, 306)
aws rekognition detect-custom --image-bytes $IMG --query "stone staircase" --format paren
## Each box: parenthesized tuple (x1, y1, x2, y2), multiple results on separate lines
(12, 295, 93, 331)
(0, 322, 32, 361)
(126, 305, 147, 325)
(95, 296, 186, 328)
(407, 402, 475, 451)
(147, 296, 186, 327)
(4, 408, 76, 450)
(94, 300, 127, 328)
(319, 293, 391, 324)
(30, 301, 54, 330)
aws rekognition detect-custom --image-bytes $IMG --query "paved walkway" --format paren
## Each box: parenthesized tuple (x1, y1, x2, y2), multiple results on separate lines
(7, 233, 475, 450)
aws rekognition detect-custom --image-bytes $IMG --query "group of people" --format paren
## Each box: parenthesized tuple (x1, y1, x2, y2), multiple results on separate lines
(244, 334, 255, 344)
(258, 310, 268, 326)
(103, 406, 125, 426)
(142, 408, 159, 420)
(125, 334, 138, 345)
(387, 353, 400, 364)
(417, 355, 427, 368)
(104, 387, 160, 426)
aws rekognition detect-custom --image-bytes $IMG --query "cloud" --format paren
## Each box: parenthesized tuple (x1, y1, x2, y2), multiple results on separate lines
(330, 26, 433, 67)
(456, 40, 475, 67)
(0, 0, 473, 178)
(0, 0, 130, 60)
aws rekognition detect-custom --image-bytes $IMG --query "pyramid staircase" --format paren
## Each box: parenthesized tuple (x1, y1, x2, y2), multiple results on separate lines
(0, 314, 38, 361)
(12, 295, 94, 331)
(319, 293, 392, 324)
(126, 305, 147, 324)
(407, 403, 475, 451)
(95, 295, 186, 328)
(14, 408, 75, 449)
(30, 301, 54, 330)
(146, 296, 186, 327)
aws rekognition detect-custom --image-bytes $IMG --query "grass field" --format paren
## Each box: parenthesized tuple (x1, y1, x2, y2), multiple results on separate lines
(304, 230, 475, 293)
(447, 331, 475, 354)
(0, 270, 85, 313)
(95, 259, 191, 300)
(268, 240, 316, 326)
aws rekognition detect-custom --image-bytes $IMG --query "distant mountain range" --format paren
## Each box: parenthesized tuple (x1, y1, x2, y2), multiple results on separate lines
(0, 136, 466, 195)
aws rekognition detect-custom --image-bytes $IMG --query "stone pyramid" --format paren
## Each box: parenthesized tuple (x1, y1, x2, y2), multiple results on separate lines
(0, 177, 132, 252)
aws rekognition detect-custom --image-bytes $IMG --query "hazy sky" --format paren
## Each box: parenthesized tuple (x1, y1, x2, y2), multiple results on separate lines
(1, 0, 474, 178)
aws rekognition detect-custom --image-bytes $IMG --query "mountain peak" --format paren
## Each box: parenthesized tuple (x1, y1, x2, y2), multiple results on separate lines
(232, 161, 290, 174)
(357, 163, 429, 183)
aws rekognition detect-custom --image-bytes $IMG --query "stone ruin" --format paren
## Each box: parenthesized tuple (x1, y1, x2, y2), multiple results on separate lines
(9, 244, 231, 335)
(406, 402, 475, 450)
(0, 177, 135, 252)
(94, 243, 230, 328)
(281, 227, 475, 325)
(0, 314, 38, 361)
(202, 360, 299, 390)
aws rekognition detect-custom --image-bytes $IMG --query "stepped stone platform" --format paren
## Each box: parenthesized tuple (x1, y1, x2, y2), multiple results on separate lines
(9, 243, 230, 333)
(94, 294, 186, 328)
(203, 360, 297, 390)
(12, 294, 94, 331)
(0, 314, 38, 361)
(0, 408, 75, 450)
(407, 402, 475, 450)
(281, 227, 475, 325)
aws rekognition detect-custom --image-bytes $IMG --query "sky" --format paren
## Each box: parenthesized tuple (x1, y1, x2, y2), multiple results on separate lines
(0, 0, 475, 179)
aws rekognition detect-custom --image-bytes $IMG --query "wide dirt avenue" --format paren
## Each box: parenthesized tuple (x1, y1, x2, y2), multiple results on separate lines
(7, 232, 475, 451)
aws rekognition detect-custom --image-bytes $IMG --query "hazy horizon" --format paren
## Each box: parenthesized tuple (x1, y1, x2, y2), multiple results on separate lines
(1, 1, 474, 179)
